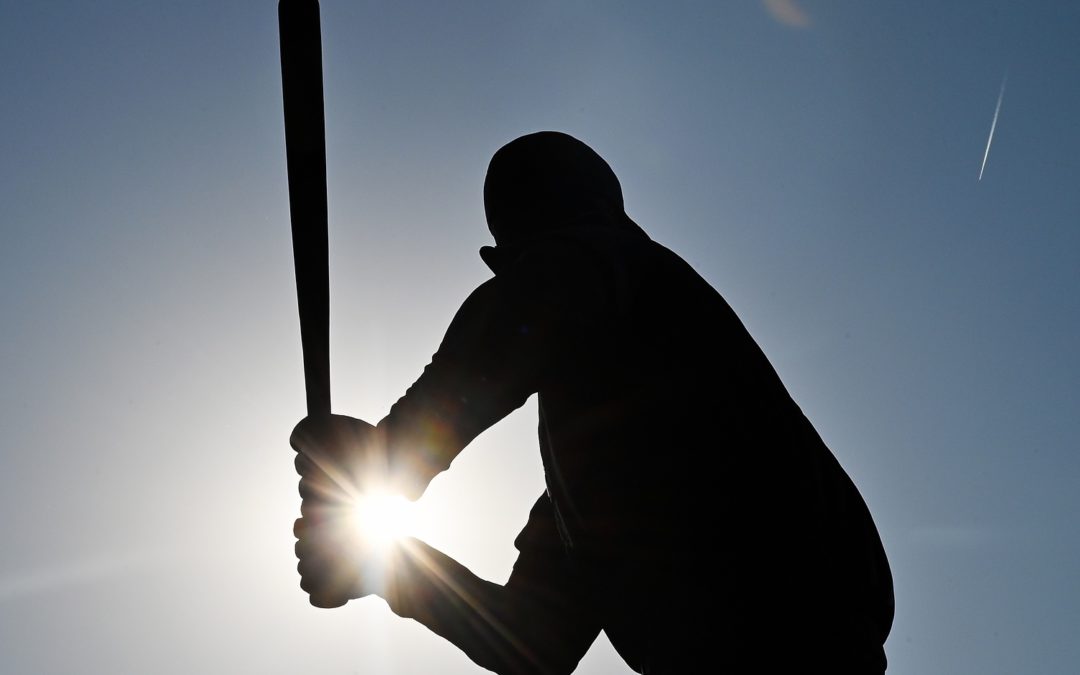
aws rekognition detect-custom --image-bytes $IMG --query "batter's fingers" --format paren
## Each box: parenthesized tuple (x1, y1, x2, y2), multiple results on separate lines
(294, 448, 333, 480)
(300, 497, 334, 520)
(297, 558, 328, 591)
(294, 450, 314, 476)
(298, 476, 335, 501)
(294, 535, 336, 561)
(289, 416, 320, 453)
(298, 560, 347, 599)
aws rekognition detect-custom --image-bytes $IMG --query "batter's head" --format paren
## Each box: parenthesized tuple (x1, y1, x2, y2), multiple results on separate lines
(484, 131, 629, 246)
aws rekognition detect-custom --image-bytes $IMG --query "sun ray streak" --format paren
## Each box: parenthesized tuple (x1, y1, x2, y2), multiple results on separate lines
(395, 540, 544, 670)
(979, 72, 1008, 181)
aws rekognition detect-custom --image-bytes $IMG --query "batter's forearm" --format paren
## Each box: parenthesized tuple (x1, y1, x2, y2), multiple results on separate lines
(384, 539, 581, 675)
(377, 362, 531, 500)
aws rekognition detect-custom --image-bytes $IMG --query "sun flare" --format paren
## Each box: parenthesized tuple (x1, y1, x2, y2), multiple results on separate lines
(350, 491, 418, 550)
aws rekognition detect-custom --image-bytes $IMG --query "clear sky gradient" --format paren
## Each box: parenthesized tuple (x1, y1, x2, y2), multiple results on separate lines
(1, 1, 1078, 673)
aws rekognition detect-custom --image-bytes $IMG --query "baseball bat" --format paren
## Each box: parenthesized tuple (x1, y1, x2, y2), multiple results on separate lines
(279, 0, 331, 417)
(280, 0, 347, 610)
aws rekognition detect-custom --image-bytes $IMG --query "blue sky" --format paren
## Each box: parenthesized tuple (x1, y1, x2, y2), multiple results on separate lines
(1, 1, 1078, 673)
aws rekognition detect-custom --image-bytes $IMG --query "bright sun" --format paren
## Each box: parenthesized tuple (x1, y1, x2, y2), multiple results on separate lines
(350, 491, 418, 550)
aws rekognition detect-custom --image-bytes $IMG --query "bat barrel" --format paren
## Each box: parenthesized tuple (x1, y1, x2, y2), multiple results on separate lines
(279, 0, 331, 416)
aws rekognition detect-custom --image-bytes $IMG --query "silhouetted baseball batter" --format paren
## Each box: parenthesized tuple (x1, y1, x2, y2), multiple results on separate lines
(290, 131, 894, 674)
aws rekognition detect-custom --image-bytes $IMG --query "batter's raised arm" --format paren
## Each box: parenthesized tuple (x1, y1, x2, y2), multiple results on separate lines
(376, 240, 612, 499)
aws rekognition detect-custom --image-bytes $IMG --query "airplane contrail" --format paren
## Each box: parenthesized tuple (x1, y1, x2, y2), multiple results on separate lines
(979, 72, 1008, 181)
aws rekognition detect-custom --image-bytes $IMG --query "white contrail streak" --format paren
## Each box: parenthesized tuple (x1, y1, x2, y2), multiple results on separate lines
(979, 73, 1008, 181)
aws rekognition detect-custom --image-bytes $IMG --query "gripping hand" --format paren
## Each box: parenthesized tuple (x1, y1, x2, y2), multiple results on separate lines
(290, 414, 384, 607)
